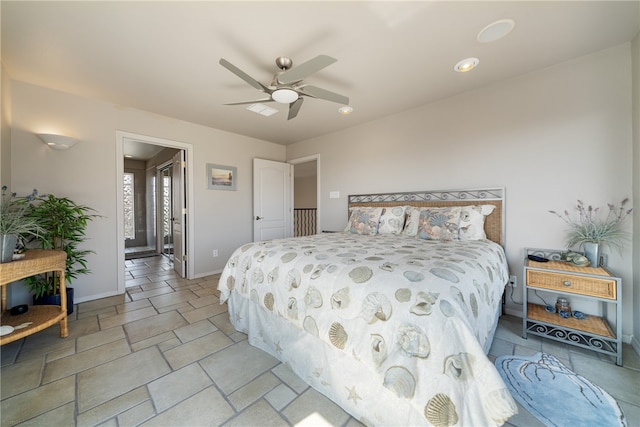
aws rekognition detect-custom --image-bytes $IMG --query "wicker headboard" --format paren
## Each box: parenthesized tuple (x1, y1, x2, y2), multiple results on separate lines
(348, 188, 505, 246)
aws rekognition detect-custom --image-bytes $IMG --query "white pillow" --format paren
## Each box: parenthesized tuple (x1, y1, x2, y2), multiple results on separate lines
(402, 206, 422, 236)
(458, 205, 495, 240)
(377, 206, 406, 234)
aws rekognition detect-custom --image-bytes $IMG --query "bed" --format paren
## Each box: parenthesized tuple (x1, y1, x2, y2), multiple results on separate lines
(218, 188, 517, 426)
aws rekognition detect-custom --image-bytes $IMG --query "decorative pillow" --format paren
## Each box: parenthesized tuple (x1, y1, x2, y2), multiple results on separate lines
(402, 206, 422, 236)
(344, 207, 383, 235)
(377, 206, 406, 234)
(417, 207, 461, 241)
(458, 204, 495, 240)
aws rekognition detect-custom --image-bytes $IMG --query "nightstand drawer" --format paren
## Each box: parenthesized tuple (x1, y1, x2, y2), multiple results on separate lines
(526, 270, 616, 299)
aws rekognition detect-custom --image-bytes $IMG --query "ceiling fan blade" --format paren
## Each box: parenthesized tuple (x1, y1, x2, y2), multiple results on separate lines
(288, 98, 304, 120)
(224, 99, 275, 105)
(278, 55, 337, 84)
(299, 85, 349, 105)
(219, 58, 271, 93)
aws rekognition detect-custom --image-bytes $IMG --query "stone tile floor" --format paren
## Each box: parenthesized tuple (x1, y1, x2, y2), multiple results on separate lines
(1, 255, 639, 426)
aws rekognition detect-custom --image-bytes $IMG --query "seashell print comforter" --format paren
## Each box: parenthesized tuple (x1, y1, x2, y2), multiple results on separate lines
(219, 233, 518, 426)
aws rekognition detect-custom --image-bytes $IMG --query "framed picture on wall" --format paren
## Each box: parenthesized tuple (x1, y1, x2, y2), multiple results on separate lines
(207, 163, 237, 191)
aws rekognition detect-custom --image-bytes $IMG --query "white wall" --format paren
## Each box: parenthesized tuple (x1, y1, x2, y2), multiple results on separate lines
(632, 31, 640, 353)
(1, 62, 11, 185)
(9, 82, 285, 303)
(287, 44, 635, 340)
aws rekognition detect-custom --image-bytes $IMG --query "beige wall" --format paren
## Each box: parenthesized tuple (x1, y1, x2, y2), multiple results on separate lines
(9, 82, 285, 303)
(1, 62, 11, 186)
(632, 31, 639, 353)
(294, 175, 317, 208)
(287, 44, 636, 340)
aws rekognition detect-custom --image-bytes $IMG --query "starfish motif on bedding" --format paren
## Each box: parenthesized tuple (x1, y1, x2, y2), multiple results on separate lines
(346, 386, 362, 404)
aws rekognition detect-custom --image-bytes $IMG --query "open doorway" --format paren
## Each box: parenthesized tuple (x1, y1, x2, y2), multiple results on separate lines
(116, 131, 194, 296)
(290, 155, 320, 236)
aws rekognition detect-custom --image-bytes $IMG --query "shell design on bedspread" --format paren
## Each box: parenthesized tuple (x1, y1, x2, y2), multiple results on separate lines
(251, 268, 264, 284)
(384, 366, 416, 399)
(263, 293, 275, 311)
(304, 287, 323, 308)
(250, 289, 259, 303)
(286, 269, 301, 290)
(439, 299, 455, 317)
(370, 334, 387, 365)
(280, 252, 297, 263)
(329, 322, 348, 349)
(311, 264, 328, 279)
(303, 264, 314, 274)
(267, 267, 279, 284)
(395, 288, 412, 303)
(443, 352, 475, 381)
(287, 297, 298, 320)
(379, 262, 396, 272)
(331, 287, 351, 310)
(429, 268, 459, 283)
(349, 266, 373, 283)
(360, 292, 392, 323)
(303, 316, 319, 336)
(424, 393, 458, 427)
(226, 276, 235, 291)
(469, 292, 478, 318)
(410, 291, 439, 316)
(397, 324, 430, 358)
(403, 270, 425, 282)
(227, 255, 239, 268)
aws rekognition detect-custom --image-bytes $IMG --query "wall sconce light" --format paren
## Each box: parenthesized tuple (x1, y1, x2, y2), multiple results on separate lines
(37, 133, 80, 150)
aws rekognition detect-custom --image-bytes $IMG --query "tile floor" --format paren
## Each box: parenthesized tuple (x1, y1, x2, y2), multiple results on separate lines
(1, 255, 639, 426)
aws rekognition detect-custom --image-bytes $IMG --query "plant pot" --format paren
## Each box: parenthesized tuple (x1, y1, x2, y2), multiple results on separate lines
(582, 241, 600, 268)
(33, 287, 74, 315)
(0, 234, 18, 263)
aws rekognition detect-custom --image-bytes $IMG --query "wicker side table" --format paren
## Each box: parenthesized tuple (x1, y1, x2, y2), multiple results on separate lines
(0, 249, 68, 345)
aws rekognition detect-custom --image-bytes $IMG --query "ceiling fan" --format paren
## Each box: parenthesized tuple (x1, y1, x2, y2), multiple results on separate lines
(219, 55, 349, 120)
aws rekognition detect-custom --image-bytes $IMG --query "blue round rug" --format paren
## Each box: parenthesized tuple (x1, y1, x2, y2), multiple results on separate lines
(495, 352, 626, 426)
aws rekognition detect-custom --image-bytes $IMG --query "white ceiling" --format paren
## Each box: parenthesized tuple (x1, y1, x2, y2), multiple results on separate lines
(2, 1, 639, 146)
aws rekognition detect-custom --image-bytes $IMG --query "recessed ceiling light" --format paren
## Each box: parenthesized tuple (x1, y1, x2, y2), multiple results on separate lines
(338, 106, 353, 115)
(477, 19, 515, 43)
(247, 103, 278, 117)
(454, 57, 479, 73)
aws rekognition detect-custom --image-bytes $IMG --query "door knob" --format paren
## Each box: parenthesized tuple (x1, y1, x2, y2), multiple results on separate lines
(255, 216, 264, 220)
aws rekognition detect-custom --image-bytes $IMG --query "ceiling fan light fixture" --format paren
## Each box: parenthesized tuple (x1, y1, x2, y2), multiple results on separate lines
(271, 89, 299, 104)
(338, 105, 353, 115)
(454, 57, 479, 73)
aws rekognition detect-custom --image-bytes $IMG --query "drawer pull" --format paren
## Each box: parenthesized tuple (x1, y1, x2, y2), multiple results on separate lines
(563, 281, 571, 287)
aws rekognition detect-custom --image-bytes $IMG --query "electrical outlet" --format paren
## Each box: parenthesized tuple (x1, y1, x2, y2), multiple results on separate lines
(509, 275, 517, 287)
(212, 249, 218, 258)
(600, 254, 608, 267)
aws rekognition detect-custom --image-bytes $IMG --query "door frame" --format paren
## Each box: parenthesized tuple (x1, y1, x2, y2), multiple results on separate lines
(289, 154, 321, 234)
(115, 131, 195, 295)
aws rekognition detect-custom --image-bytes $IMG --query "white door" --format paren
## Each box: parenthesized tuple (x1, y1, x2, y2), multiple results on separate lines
(253, 158, 292, 241)
(172, 151, 187, 277)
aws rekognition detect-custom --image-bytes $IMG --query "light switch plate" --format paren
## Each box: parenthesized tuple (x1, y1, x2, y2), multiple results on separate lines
(329, 191, 340, 199)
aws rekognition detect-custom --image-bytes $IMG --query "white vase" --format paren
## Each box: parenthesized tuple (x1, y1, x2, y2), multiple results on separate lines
(0, 234, 17, 263)
(582, 241, 600, 267)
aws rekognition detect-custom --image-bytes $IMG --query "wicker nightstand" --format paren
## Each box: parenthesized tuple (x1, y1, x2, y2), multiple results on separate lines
(0, 249, 69, 345)
(522, 248, 622, 365)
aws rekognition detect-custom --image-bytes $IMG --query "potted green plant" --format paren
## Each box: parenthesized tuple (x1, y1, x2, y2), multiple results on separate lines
(0, 186, 45, 263)
(549, 198, 632, 267)
(24, 193, 100, 313)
